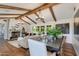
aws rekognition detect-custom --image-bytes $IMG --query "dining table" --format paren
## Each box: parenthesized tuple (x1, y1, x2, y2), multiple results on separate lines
(31, 36, 63, 49)
(29, 35, 64, 56)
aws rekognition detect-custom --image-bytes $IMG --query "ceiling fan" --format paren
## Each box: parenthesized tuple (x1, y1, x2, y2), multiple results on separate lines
(35, 9, 45, 23)
(36, 17, 45, 23)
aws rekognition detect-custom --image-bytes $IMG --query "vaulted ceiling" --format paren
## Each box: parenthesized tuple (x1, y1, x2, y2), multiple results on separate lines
(0, 3, 43, 18)
(0, 3, 77, 25)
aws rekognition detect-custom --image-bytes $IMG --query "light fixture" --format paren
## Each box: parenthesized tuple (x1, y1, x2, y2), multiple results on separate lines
(35, 9, 45, 23)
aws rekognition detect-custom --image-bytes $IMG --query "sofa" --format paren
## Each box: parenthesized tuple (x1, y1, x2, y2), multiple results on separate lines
(17, 36, 29, 48)
(17, 35, 42, 49)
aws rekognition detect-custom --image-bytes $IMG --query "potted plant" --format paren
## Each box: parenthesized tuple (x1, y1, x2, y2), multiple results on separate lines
(47, 26, 62, 40)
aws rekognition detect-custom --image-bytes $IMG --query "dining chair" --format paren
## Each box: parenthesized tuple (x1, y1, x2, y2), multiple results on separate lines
(47, 36, 66, 56)
(17, 36, 29, 49)
(28, 39, 56, 56)
(59, 36, 66, 56)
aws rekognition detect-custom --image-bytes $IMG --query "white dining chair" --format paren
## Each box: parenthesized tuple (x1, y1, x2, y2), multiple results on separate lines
(28, 39, 56, 56)
(17, 36, 29, 49)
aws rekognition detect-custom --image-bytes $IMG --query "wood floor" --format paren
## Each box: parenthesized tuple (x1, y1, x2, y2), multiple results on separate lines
(0, 40, 27, 56)
(62, 43, 76, 56)
(0, 40, 76, 56)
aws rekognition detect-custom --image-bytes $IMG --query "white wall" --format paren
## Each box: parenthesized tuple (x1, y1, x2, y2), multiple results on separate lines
(8, 18, 31, 39)
(0, 19, 9, 40)
(72, 17, 79, 55)
(0, 18, 31, 40)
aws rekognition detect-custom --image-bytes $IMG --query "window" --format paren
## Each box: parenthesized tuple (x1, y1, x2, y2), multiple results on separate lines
(74, 22, 79, 34)
(46, 25, 52, 34)
(36, 26, 41, 35)
(32, 25, 52, 35)
(56, 23, 69, 34)
(41, 26, 45, 34)
(32, 26, 36, 33)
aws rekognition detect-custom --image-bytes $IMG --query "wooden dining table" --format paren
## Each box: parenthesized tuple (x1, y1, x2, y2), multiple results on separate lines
(31, 37, 63, 49)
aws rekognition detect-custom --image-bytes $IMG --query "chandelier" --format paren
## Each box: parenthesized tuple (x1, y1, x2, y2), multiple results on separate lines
(35, 9, 45, 23)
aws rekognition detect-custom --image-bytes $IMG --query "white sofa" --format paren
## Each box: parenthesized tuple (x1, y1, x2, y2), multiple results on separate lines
(17, 35, 41, 49)
(17, 36, 29, 48)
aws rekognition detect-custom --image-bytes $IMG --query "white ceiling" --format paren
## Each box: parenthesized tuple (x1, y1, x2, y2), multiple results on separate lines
(0, 3, 43, 17)
(0, 3, 78, 25)
(0, 15, 19, 17)
(28, 14, 38, 23)
(22, 8, 55, 24)
(22, 16, 34, 24)
(38, 8, 54, 22)
(53, 3, 75, 20)
(0, 8, 26, 14)
(22, 3, 76, 24)
(0, 3, 43, 10)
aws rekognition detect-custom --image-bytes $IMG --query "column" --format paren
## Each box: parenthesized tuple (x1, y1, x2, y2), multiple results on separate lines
(69, 18, 74, 43)
(4, 18, 10, 40)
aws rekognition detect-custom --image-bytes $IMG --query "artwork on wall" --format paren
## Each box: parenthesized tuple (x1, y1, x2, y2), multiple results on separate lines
(56, 23, 69, 34)
(74, 22, 79, 34)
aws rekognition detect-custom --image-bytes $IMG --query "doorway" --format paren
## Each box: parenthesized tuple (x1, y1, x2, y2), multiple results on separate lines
(0, 23, 4, 41)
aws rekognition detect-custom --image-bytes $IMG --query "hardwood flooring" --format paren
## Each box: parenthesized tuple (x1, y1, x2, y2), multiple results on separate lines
(62, 43, 76, 56)
(0, 40, 76, 56)
(0, 40, 28, 56)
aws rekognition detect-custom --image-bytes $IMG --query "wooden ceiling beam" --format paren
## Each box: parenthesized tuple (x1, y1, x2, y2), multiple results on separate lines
(35, 13, 45, 23)
(0, 14, 22, 15)
(20, 18, 31, 25)
(25, 16, 37, 24)
(0, 17, 16, 19)
(49, 6, 57, 21)
(35, 13, 40, 17)
(0, 4, 31, 11)
(16, 3, 59, 19)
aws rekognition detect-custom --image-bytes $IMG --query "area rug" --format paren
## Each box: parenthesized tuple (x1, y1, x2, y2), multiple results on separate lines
(8, 40, 20, 48)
